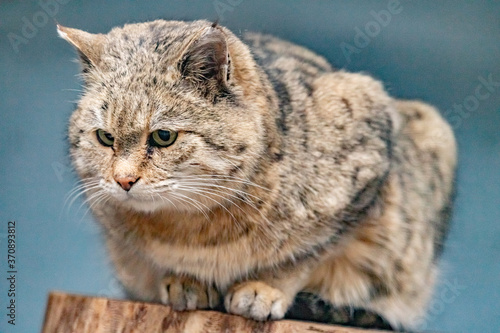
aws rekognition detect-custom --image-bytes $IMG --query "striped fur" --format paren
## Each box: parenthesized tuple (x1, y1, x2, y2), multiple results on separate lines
(60, 20, 456, 330)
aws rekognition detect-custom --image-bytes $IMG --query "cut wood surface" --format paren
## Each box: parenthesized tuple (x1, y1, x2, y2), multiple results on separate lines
(42, 292, 386, 333)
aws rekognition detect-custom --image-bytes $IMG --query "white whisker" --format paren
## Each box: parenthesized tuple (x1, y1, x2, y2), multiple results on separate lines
(66, 183, 101, 211)
(176, 184, 270, 235)
(80, 193, 114, 225)
(84, 191, 109, 217)
(177, 180, 264, 203)
(64, 179, 100, 204)
(61, 179, 102, 219)
(220, 156, 245, 174)
(174, 174, 270, 191)
(151, 192, 178, 212)
(177, 185, 241, 210)
(79, 189, 106, 214)
(170, 192, 212, 221)
(177, 184, 258, 215)
(174, 185, 240, 227)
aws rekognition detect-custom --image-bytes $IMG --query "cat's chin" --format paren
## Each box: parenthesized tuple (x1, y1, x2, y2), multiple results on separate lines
(112, 190, 212, 215)
(118, 197, 173, 214)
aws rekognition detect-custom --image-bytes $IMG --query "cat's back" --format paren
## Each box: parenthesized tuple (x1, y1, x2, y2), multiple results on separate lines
(242, 32, 333, 89)
(393, 100, 457, 255)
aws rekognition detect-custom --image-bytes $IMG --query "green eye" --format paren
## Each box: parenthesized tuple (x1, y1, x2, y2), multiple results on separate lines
(96, 129, 114, 147)
(150, 129, 178, 147)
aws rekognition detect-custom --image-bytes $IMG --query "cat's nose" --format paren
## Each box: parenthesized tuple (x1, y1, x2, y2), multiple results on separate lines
(115, 176, 139, 191)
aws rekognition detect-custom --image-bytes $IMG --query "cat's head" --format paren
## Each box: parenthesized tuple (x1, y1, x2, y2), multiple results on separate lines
(59, 20, 276, 214)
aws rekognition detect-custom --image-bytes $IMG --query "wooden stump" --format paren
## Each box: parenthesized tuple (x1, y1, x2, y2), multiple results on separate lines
(42, 292, 385, 333)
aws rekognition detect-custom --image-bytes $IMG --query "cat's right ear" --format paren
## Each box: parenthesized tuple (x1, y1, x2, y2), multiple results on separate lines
(57, 25, 105, 73)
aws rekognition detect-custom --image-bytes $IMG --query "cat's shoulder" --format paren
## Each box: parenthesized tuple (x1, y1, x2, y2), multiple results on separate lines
(241, 32, 333, 75)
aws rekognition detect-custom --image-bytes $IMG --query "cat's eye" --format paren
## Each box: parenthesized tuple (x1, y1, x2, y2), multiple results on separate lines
(149, 129, 178, 147)
(96, 129, 114, 147)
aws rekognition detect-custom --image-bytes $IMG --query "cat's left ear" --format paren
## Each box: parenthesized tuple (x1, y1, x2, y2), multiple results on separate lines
(180, 25, 231, 97)
(57, 24, 105, 72)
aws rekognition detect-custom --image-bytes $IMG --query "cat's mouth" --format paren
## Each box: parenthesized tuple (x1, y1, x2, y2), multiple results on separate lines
(106, 177, 241, 214)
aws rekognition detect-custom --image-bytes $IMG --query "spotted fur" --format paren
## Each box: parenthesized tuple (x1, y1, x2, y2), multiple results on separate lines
(59, 20, 456, 330)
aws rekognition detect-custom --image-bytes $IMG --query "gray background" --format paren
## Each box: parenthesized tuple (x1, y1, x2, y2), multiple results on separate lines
(0, 0, 499, 332)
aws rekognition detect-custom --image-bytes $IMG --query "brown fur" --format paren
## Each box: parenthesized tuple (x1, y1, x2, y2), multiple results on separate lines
(59, 20, 456, 330)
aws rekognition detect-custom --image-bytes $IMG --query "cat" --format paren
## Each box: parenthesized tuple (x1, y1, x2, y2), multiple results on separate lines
(58, 19, 456, 330)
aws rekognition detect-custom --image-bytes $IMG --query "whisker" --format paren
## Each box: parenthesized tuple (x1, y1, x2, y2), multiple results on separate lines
(170, 192, 212, 221)
(84, 191, 108, 217)
(176, 187, 250, 235)
(220, 156, 245, 174)
(70, 186, 101, 212)
(80, 192, 110, 221)
(151, 192, 178, 212)
(177, 185, 240, 209)
(177, 181, 264, 203)
(175, 186, 239, 226)
(179, 184, 265, 218)
(162, 193, 184, 215)
(177, 184, 259, 215)
(176, 185, 265, 235)
(65, 182, 100, 203)
(79, 189, 106, 214)
(152, 178, 269, 203)
(64, 179, 100, 204)
(64, 181, 102, 214)
(146, 190, 184, 215)
(173, 175, 271, 191)
(62, 88, 84, 93)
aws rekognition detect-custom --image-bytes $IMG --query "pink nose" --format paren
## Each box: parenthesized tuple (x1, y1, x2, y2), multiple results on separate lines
(115, 176, 139, 191)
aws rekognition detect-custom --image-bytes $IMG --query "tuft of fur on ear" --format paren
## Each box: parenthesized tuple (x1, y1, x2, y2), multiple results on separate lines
(180, 25, 231, 99)
(57, 24, 106, 73)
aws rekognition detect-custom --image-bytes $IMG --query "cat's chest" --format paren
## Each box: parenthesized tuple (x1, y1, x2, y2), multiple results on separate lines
(121, 208, 281, 286)
(144, 237, 262, 287)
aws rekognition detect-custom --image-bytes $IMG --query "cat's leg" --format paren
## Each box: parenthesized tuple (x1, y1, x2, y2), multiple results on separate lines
(105, 235, 165, 302)
(303, 172, 438, 330)
(224, 263, 312, 321)
(159, 274, 220, 311)
(224, 281, 290, 321)
(286, 292, 394, 330)
(107, 235, 221, 310)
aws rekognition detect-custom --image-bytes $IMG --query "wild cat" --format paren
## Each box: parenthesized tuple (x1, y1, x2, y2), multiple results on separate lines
(58, 19, 456, 330)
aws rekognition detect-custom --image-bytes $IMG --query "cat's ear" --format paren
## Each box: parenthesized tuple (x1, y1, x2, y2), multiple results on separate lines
(57, 24, 105, 72)
(180, 25, 231, 97)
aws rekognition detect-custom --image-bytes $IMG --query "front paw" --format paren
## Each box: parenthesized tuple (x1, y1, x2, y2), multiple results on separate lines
(224, 281, 291, 321)
(159, 275, 219, 311)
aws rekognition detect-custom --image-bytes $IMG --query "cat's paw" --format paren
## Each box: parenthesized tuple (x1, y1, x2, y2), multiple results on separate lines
(224, 281, 290, 321)
(159, 275, 219, 311)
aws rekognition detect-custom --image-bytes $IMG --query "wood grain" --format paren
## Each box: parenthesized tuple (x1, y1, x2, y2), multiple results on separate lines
(41, 292, 384, 333)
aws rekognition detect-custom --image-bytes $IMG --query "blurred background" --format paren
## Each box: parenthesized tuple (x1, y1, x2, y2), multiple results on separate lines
(0, 1, 499, 332)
